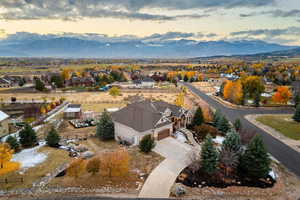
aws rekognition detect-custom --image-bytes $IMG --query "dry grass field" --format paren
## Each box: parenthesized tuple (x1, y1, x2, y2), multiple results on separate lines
(0, 91, 178, 104)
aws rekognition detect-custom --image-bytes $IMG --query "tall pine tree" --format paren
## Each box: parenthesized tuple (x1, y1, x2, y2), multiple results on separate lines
(217, 116, 230, 133)
(201, 134, 219, 175)
(239, 135, 271, 179)
(222, 129, 242, 154)
(192, 106, 204, 127)
(46, 127, 61, 147)
(19, 123, 38, 148)
(97, 110, 115, 141)
(213, 109, 222, 127)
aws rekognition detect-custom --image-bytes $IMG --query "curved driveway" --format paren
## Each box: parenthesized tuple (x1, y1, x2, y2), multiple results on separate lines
(139, 137, 196, 198)
(185, 83, 300, 177)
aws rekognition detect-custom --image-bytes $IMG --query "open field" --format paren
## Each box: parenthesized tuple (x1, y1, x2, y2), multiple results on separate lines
(0, 147, 72, 190)
(256, 115, 300, 140)
(0, 91, 179, 105)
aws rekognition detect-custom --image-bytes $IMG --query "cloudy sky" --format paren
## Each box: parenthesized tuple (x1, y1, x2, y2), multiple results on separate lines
(0, 0, 300, 45)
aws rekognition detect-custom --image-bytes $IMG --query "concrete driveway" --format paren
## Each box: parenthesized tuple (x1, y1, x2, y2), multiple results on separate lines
(139, 137, 197, 198)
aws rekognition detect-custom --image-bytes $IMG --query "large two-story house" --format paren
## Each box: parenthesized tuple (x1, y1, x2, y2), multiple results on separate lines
(112, 99, 191, 145)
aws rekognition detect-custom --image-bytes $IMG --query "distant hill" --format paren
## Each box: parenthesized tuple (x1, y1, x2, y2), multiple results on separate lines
(0, 36, 297, 58)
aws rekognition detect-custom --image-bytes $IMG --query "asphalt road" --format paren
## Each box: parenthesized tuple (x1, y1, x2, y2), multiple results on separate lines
(184, 83, 300, 177)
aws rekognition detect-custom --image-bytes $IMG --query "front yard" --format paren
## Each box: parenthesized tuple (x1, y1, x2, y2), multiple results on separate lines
(0, 146, 71, 190)
(256, 115, 300, 140)
(47, 138, 164, 195)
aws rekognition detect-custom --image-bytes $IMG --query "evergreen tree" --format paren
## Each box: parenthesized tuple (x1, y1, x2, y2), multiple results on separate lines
(201, 134, 219, 175)
(139, 134, 156, 153)
(6, 136, 20, 152)
(19, 123, 38, 148)
(51, 75, 64, 88)
(183, 75, 189, 82)
(222, 129, 242, 154)
(217, 116, 230, 133)
(239, 135, 271, 179)
(191, 106, 204, 127)
(293, 104, 300, 122)
(233, 118, 242, 131)
(212, 109, 222, 127)
(35, 78, 46, 91)
(46, 127, 61, 147)
(294, 93, 300, 108)
(96, 110, 115, 141)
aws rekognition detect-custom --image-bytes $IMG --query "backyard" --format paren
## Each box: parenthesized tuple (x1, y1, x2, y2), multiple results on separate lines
(256, 115, 300, 140)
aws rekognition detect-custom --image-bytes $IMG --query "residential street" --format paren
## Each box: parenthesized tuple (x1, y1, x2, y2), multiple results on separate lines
(184, 83, 300, 177)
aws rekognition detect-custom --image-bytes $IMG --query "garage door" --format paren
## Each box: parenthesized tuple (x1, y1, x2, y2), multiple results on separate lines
(157, 129, 170, 140)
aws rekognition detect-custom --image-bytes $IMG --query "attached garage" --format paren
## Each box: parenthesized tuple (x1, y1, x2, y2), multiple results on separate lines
(157, 129, 170, 140)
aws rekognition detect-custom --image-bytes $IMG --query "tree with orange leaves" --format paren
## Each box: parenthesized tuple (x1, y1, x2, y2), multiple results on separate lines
(67, 158, 86, 178)
(61, 69, 72, 81)
(223, 80, 243, 105)
(272, 86, 292, 104)
(100, 148, 130, 177)
(0, 143, 20, 176)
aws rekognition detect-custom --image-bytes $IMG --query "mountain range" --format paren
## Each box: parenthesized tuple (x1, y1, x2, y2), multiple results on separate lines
(0, 35, 297, 58)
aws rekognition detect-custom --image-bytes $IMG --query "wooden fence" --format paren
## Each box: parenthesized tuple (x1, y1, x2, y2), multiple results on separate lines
(0, 177, 23, 184)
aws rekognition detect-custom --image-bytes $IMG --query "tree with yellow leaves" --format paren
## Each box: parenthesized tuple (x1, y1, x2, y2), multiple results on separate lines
(174, 93, 185, 107)
(62, 69, 72, 81)
(100, 148, 130, 177)
(272, 86, 292, 104)
(223, 80, 243, 104)
(109, 87, 121, 98)
(0, 143, 20, 176)
(0, 143, 13, 169)
(67, 158, 86, 178)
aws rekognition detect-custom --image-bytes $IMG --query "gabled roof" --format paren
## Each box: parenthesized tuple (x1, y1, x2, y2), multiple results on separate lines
(0, 110, 9, 121)
(112, 100, 184, 132)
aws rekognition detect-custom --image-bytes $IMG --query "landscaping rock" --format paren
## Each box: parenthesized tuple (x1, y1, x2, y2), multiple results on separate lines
(171, 183, 186, 197)
(81, 151, 95, 159)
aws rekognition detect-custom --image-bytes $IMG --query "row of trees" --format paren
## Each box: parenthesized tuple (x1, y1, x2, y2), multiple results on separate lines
(67, 148, 130, 178)
(221, 76, 265, 106)
(201, 131, 271, 181)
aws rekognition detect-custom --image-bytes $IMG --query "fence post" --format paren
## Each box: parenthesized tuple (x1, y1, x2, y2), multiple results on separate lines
(5, 178, 8, 184)
(21, 177, 24, 183)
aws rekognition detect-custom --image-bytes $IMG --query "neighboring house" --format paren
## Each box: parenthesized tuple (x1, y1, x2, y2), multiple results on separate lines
(68, 77, 95, 87)
(0, 110, 9, 138)
(64, 104, 82, 119)
(112, 100, 192, 145)
(140, 77, 155, 88)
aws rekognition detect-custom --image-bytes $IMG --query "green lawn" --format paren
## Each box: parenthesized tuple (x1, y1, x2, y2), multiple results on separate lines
(256, 115, 300, 140)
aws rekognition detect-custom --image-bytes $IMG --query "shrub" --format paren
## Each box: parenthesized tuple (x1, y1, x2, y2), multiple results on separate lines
(6, 136, 20, 152)
(201, 134, 219, 175)
(19, 123, 38, 148)
(46, 127, 61, 147)
(139, 134, 156, 153)
(67, 159, 86, 178)
(194, 124, 219, 141)
(239, 135, 271, 179)
(96, 110, 115, 141)
(86, 157, 101, 175)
